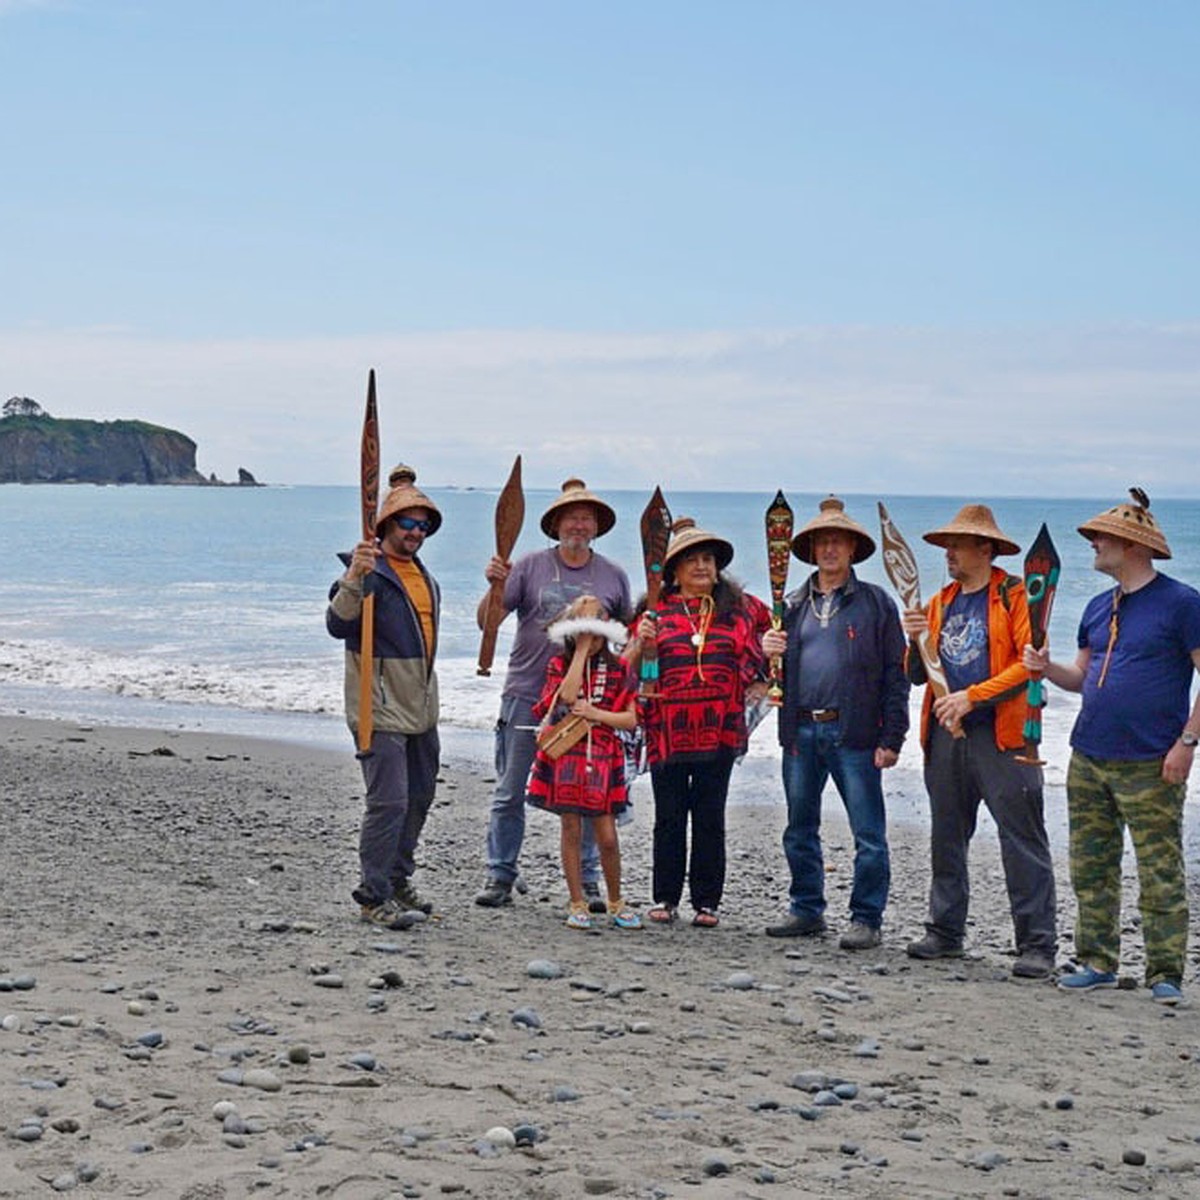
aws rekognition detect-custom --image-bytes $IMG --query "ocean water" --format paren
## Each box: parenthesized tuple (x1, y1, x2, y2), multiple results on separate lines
(3, 484, 1199, 847)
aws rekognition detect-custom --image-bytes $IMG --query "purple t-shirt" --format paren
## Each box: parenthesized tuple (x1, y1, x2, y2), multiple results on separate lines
(1071, 573, 1200, 761)
(501, 548, 631, 701)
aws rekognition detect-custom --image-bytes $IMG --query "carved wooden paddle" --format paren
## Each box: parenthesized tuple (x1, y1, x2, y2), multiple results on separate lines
(638, 486, 672, 696)
(1015, 523, 1060, 765)
(356, 370, 380, 754)
(477, 455, 524, 676)
(877, 501, 963, 739)
(765, 490, 793, 706)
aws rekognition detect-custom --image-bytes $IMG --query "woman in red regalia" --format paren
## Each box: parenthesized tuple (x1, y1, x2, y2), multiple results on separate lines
(633, 518, 768, 927)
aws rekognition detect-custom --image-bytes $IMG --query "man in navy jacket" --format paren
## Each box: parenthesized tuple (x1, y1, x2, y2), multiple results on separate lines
(762, 496, 909, 948)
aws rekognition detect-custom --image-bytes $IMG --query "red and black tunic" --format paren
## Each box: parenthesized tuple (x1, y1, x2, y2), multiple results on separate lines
(526, 652, 636, 817)
(641, 593, 767, 765)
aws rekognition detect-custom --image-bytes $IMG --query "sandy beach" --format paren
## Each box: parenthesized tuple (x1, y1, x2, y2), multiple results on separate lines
(2, 714, 1199, 1199)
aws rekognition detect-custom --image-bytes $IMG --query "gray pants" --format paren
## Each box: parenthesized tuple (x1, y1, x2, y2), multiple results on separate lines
(485, 694, 599, 885)
(923, 722, 1056, 956)
(355, 728, 440, 906)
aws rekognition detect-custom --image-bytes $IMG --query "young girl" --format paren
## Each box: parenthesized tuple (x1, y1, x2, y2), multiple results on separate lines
(527, 595, 642, 930)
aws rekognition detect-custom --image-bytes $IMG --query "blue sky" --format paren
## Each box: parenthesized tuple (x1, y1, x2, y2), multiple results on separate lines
(2, 1, 1198, 492)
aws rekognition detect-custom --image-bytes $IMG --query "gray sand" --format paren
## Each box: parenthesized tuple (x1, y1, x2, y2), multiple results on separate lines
(2, 715, 1198, 1198)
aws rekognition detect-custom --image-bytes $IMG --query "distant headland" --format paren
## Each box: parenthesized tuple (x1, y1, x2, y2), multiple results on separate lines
(0, 397, 261, 486)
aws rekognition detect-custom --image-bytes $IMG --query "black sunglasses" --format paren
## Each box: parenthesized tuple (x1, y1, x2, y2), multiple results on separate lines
(393, 515, 434, 533)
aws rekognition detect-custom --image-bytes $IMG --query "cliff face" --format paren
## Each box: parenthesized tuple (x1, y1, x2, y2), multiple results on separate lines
(0, 415, 208, 484)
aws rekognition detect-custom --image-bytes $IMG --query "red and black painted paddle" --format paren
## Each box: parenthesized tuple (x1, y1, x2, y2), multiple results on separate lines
(1015, 522, 1061, 765)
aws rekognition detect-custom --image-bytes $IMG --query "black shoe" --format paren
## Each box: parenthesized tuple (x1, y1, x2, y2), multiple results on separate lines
(582, 881, 607, 915)
(474, 878, 513, 908)
(906, 933, 964, 960)
(1012, 950, 1054, 979)
(765, 913, 827, 938)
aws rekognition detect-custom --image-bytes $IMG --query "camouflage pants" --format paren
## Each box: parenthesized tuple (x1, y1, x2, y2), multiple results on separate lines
(1067, 751, 1188, 986)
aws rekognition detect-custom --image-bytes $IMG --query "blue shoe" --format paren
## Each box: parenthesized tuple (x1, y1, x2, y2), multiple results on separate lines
(1150, 980, 1183, 1006)
(1057, 965, 1117, 992)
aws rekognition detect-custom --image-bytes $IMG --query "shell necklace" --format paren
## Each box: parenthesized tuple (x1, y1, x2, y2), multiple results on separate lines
(682, 594, 715, 680)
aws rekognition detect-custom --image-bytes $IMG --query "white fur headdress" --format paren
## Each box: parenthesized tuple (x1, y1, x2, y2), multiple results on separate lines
(546, 615, 629, 652)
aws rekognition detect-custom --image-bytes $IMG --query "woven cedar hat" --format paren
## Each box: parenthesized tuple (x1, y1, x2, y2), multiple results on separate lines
(1078, 487, 1171, 559)
(662, 516, 734, 575)
(377, 464, 442, 536)
(792, 495, 876, 564)
(923, 504, 1018, 557)
(540, 478, 617, 538)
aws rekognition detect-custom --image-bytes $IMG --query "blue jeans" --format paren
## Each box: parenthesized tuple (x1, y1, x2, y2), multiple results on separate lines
(486, 694, 599, 885)
(781, 721, 889, 928)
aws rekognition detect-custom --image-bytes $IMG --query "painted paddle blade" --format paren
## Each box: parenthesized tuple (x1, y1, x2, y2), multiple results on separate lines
(357, 370, 381, 753)
(477, 454, 525, 676)
(878, 502, 961, 737)
(1023, 523, 1060, 650)
(1017, 522, 1061, 763)
(638, 486, 672, 692)
(764, 489, 793, 705)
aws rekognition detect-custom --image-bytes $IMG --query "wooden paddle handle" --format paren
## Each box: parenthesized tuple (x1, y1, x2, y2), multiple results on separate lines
(357, 586, 376, 752)
(477, 579, 506, 676)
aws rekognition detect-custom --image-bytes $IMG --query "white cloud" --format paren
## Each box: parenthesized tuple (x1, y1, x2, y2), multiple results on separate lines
(3, 321, 1199, 495)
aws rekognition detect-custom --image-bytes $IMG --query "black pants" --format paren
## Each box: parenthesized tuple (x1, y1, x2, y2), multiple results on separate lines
(650, 750, 735, 912)
(924, 722, 1057, 956)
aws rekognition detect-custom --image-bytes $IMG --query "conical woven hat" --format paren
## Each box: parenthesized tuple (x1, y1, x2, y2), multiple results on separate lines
(663, 517, 734, 575)
(923, 504, 1018, 557)
(1078, 488, 1170, 559)
(540, 478, 616, 538)
(791, 495, 875, 564)
(377, 464, 442, 535)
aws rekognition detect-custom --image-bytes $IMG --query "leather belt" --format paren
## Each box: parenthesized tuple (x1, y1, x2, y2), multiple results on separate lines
(797, 708, 839, 723)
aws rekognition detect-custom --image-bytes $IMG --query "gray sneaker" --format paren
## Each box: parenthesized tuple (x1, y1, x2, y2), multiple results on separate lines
(582, 880, 607, 915)
(839, 922, 882, 950)
(765, 913, 827, 938)
(474, 878, 513, 908)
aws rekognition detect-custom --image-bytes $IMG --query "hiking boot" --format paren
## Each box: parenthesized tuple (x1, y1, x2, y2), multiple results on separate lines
(359, 898, 418, 930)
(394, 879, 434, 915)
(474, 878, 513, 908)
(1012, 950, 1054, 979)
(839, 922, 882, 950)
(765, 913, 827, 939)
(582, 880, 607, 915)
(905, 933, 964, 960)
(1057, 965, 1117, 992)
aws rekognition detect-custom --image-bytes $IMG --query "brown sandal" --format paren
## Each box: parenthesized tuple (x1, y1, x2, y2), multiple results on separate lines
(647, 904, 677, 924)
(692, 907, 719, 928)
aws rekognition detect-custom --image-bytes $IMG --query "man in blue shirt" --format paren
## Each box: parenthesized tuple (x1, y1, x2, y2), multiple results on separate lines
(1027, 490, 1200, 1006)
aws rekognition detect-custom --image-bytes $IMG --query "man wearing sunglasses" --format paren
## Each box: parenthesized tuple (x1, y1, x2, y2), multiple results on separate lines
(327, 465, 443, 929)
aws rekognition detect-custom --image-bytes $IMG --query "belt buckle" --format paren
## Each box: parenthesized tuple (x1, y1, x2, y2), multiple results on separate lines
(812, 708, 836, 723)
